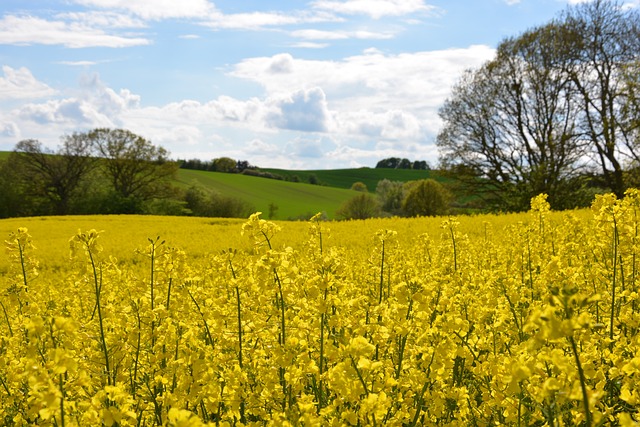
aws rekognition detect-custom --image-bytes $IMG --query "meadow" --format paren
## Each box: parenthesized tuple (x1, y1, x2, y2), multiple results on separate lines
(1, 193, 639, 426)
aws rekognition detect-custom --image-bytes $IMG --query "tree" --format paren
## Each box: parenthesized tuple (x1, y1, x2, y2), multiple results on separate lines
(336, 193, 380, 220)
(402, 179, 452, 217)
(90, 128, 177, 203)
(212, 157, 237, 173)
(11, 134, 96, 215)
(562, 0, 640, 197)
(376, 179, 405, 214)
(438, 21, 586, 210)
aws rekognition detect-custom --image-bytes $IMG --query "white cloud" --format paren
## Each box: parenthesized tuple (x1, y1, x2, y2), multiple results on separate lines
(57, 61, 99, 66)
(55, 11, 147, 28)
(1, 42, 495, 168)
(0, 15, 150, 48)
(0, 66, 57, 99)
(0, 121, 19, 138)
(267, 87, 331, 132)
(71, 0, 216, 20)
(291, 29, 395, 40)
(202, 10, 339, 30)
(311, 0, 437, 19)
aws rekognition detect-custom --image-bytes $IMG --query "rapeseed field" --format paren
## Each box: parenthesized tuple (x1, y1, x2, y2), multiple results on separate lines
(1, 192, 638, 426)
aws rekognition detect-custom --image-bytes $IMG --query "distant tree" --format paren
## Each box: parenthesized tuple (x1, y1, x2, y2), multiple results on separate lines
(11, 134, 96, 215)
(351, 182, 368, 192)
(308, 174, 320, 185)
(336, 193, 381, 220)
(402, 179, 452, 217)
(90, 128, 177, 204)
(236, 160, 253, 172)
(376, 157, 428, 169)
(376, 179, 405, 214)
(398, 158, 412, 169)
(376, 157, 401, 168)
(212, 157, 237, 173)
(412, 160, 429, 170)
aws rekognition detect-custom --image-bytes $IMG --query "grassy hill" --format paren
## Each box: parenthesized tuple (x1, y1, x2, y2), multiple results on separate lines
(258, 167, 441, 191)
(1, 150, 450, 219)
(176, 168, 358, 220)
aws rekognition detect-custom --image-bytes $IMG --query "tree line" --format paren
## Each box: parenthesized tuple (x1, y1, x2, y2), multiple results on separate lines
(438, 0, 640, 210)
(0, 128, 253, 218)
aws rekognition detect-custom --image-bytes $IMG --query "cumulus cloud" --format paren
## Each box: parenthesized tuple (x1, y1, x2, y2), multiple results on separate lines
(267, 88, 331, 132)
(0, 121, 19, 138)
(0, 15, 150, 48)
(0, 66, 57, 99)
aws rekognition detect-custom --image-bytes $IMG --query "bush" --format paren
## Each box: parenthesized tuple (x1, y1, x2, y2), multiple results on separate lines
(351, 182, 368, 192)
(336, 193, 380, 220)
(402, 179, 452, 217)
(185, 185, 254, 218)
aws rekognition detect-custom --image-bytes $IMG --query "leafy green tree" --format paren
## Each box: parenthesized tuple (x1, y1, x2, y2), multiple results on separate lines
(90, 128, 178, 206)
(402, 179, 452, 217)
(336, 193, 380, 220)
(212, 157, 237, 173)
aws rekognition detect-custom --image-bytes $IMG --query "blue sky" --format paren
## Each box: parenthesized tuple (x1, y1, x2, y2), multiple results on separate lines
(0, 0, 627, 169)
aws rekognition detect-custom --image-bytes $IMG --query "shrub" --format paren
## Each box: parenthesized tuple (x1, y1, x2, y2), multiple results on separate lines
(402, 179, 452, 217)
(336, 193, 380, 220)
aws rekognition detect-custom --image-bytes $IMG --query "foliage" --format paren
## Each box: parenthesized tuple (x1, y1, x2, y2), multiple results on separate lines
(2, 193, 640, 425)
(402, 179, 452, 217)
(336, 192, 381, 220)
(184, 185, 254, 218)
(350, 181, 368, 192)
(376, 179, 405, 215)
(376, 157, 430, 170)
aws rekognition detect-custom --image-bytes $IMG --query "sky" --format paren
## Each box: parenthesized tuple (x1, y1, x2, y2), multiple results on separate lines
(0, 0, 629, 169)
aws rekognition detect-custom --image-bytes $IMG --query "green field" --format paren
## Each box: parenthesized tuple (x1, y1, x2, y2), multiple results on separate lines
(1, 150, 447, 219)
(176, 168, 358, 219)
(259, 167, 439, 191)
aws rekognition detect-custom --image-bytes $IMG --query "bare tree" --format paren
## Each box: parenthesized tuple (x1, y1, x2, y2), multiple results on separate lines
(438, 23, 586, 210)
(12, 133, 95, 215)
(89, 128, 178, 202)
(563, 0, 640, 197)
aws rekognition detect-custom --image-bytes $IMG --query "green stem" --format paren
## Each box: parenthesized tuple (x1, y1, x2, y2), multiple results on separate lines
(88, 248, 111, 386)
(569, 335, 592, 427)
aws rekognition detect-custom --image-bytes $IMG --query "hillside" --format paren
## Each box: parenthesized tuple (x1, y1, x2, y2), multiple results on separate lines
(176, 168, 358, 220)
(258, 167, 441, 191)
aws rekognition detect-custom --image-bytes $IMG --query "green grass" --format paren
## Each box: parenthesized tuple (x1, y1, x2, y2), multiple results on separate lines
(176, 169, 358, 220)
(1, 150, 452, 219)
(259, 167, 443, 191)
